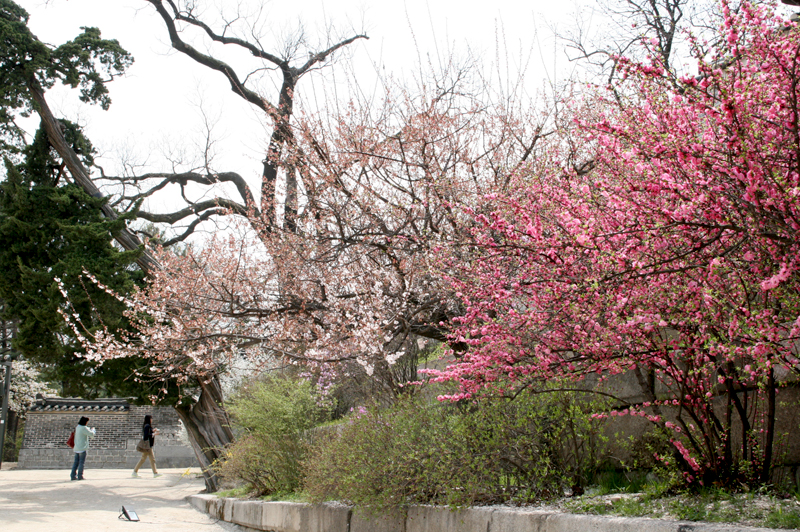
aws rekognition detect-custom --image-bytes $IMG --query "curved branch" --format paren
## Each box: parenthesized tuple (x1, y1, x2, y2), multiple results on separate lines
(166, 0, 285, 65)
(160, 208, 228, 247)
(146, 0, 273, 113)
(148, 1, 368, 115)
(113, 171, 258, 215)
(295, 34, 369, 76)
(137, 198, 249, 224)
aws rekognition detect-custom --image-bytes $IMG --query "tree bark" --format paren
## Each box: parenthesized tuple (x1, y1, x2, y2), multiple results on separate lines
(173, 374, 234, 492)
(760, 368, 776, 484)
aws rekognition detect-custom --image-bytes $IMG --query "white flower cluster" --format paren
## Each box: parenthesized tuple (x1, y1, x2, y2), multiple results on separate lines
(5, 359, 56, 413)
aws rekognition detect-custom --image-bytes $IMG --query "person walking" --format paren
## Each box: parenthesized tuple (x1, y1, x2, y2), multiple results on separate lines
(132, 414, 162, 478)
(70, 416, 95, 481)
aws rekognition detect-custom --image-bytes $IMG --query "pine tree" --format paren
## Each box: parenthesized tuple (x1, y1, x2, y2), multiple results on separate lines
(0, 124, 146, 398)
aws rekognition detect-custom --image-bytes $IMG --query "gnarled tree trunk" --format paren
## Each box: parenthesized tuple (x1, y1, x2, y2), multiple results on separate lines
(173, 373, 233, 492)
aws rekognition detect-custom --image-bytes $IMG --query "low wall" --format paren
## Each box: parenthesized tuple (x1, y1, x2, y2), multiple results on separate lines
(18, 442, 196, 470)
(19, 401, 197, 469)
(186, 494, 780, 532)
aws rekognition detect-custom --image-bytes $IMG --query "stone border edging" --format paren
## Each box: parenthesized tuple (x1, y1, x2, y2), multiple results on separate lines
(186, 493, 780, 532)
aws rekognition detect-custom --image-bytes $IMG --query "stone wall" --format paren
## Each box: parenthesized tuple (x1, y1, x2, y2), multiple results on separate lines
(571, 371, 800, 469)
(18, 400, 197, 470)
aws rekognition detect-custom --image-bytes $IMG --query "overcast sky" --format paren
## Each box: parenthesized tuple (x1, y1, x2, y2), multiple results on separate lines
(12, 0, 625, 244)
(20, 0, 580, 167)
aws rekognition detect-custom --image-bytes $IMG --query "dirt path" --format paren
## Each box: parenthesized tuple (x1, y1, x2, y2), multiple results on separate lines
(0, 466, 241, 532)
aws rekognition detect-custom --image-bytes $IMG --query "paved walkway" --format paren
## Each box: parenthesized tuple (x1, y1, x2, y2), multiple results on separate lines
(0, 465, 242, 531)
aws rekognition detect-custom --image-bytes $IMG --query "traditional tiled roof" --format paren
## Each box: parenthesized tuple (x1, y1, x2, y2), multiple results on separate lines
(27, 395, 130, 412)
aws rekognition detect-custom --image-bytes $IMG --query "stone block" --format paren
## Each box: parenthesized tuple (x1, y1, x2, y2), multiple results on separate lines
(351, 508, 405, 532)
(231, 500, 267, 530)
(207, 496, 225, 520)
(406, 505, 494, 532)
(222, 497, 235, 523)
(257, 501, 350, 532)
(490, 508, 549, 532)
(187, 494, 213, 513)
(544, 513, 679, 532)
(303, 502, 350, 532)
(260, 501, 303, 531)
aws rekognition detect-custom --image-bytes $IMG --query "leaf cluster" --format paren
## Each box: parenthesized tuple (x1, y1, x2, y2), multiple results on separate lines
(0, 0, 132, 152)
(213, 376, 331, 496)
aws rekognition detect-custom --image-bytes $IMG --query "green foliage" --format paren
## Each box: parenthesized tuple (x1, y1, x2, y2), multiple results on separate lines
(0, 2, 156, 400)
(0, 124, 148, 398)
(213, 376, 331, 497)
(303, 388, 613, 511)
(0, 0, 132, 152)
(592, 469, 649, 495)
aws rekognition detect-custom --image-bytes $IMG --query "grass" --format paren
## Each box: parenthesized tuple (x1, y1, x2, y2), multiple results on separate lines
(593, 469, 649, 495)
(565, 483, 800, 529)
(216, 486, 251, 498)
(765, 506, 800, 529)
(259, 491, 309, 502)
(215, 486, 311, 503)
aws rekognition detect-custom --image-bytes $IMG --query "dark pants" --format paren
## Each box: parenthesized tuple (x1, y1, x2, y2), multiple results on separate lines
(70, 451, 87, 480)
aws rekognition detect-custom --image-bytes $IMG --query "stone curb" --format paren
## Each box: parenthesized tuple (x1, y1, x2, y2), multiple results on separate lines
(186, 494, 781, 532)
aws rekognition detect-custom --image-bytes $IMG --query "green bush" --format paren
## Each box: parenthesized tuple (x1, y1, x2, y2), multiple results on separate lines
(214, 376, 330, 496)
(303, 387, 613, 511)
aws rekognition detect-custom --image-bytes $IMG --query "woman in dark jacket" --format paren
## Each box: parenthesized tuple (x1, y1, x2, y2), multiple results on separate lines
(132, 415, 162, 477)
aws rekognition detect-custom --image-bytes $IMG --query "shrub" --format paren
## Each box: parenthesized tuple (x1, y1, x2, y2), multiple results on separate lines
(214, 376, 330, 496)
(303, 386, 614, 511)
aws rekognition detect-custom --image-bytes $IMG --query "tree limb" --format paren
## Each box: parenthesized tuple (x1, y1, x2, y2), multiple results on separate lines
(26, 76, 160, 274)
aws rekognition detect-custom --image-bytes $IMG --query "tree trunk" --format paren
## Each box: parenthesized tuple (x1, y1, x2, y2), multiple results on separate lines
(760, 368, 776, 484)
(4, 410, 19, 461)
(173, 373, 234, 492)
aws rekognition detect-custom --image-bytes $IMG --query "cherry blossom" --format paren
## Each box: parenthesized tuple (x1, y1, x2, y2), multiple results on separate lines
(430, 1, 800, 484)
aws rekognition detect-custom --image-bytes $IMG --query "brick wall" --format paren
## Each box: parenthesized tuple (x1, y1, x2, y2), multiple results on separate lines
(18, 404, 198, 469)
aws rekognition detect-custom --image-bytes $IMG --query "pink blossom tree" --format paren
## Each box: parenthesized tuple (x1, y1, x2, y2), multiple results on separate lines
(431, 1, 800, 486)
(76, 64, 552, 373)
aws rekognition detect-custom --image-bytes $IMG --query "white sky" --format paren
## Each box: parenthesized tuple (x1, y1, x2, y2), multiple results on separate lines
(18, 0, 580, 178)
